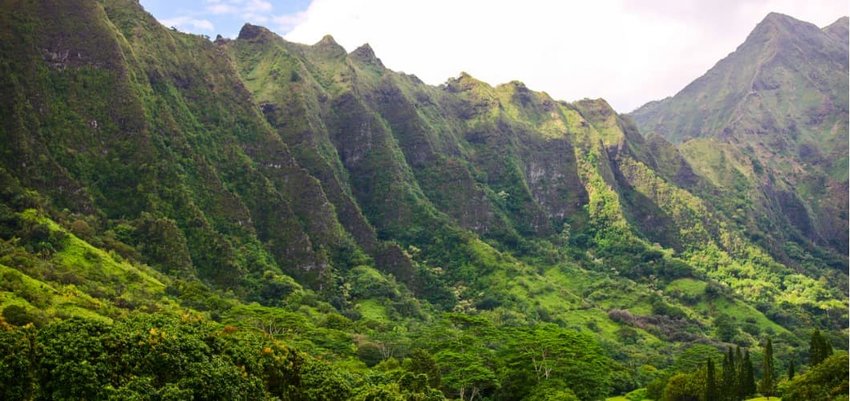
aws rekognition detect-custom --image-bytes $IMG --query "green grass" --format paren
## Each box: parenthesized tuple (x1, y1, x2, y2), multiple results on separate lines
(666, 278, 707, 297)
(0, 262, 113, 322)
(696, 296, 789, 335)
(355, 299, 389, 323)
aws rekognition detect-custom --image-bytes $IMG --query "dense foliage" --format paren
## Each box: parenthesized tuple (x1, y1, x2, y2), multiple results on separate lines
(0, 312, 620, 401)
(0, 1, 846, 400)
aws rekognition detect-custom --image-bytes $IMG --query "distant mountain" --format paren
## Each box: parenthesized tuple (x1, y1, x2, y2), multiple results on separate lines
(631, 13, 849, 257)
(0, 2, 846, 399)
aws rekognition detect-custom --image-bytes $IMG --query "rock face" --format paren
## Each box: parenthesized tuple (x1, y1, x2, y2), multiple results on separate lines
(630, 13, 849, 256)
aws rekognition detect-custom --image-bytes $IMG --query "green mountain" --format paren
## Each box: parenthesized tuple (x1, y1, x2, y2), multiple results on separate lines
(0, 1, 845, 399)
(631, 13, 849, 259)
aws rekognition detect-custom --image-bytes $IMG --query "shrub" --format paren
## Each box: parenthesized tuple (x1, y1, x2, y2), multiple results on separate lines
(2, 305, 44, 327)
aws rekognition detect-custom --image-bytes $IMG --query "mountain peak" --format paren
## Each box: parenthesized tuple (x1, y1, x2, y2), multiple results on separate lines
(823, 16, 849, 43)
(318, 34, 337, 44)
(442, 72, 491, 93)
(739, 12, 839, 61)
(350, 43, 384, 68)
(749, 12, 804, 38)
(311, 34, 347, 58)
(238, 23, 275, 42)
(762, 11, 796, 23)
(827, 15, 849, 26)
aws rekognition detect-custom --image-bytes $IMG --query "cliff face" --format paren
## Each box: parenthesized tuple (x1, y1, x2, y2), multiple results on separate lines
(0, 0, 846, 360)
(631, 13, 849, 256)
(0, 0, 358, 294)
(223, 12, 849, 318)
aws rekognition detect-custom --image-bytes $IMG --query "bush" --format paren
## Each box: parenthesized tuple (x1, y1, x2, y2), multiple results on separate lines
(357, 342, 384, 367)
(626, 387, 649, 400)
(781, 352, 848, 401)
(661, 373, 701, 401)
(2, 305, 44, 327)
(348, 266, 399, 300)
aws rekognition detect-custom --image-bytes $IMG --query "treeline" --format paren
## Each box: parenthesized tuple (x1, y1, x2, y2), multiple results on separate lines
(651, 344, 758, 401)
(650, 330, 847, 401)
(0, 312, 616, 401)
(0, 313, 445, 401)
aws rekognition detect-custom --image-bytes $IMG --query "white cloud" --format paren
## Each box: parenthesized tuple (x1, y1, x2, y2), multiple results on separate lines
(161, 16, 215, 31)
(246, 0, 273, 12)
(206, 0, 273, 19)
(283, 0, 847, 112)
(208, 3, 238, 14)
(273, 11, 308, 32)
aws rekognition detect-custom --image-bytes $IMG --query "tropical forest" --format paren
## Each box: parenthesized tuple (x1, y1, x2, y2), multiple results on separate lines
(0, 1, 847, 400)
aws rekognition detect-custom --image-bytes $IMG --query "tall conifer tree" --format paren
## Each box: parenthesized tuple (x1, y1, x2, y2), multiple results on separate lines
(759, 339, 775, 399)
(721, 351, 736, 401)
(743, 350, 756, 397)
(706, 358, 718, 401)
(735, 346, 745, 400)
(809, 329, 834, 366)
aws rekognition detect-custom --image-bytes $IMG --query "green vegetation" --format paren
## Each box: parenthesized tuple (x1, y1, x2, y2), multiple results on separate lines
(631, 13, 849, 264)
(781, 352, 848, 401)
(809, 329, 834, 366)
(759, 339, 775, 398)
(0, 1, 846, 400)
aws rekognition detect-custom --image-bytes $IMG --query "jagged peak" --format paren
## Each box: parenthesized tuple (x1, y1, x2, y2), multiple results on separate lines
(349, 43, 384, 68)
(739, 12, 832, 56)
(311, 34, 347, 58)
(823, 16, 849, 41)
(500, 80, 527, 90)
(352, 42, 373, 55)
(442, 72, 492, 93)
(762, 12, 797, 24)
(750, 12, 814, 38)
(238, 23, 275, 42)
(496, 80, 534, 99)
(574, 97, 615, 112)
(214, 34, 229, 45)
(826, 15, 849, 27)
(455, 71, 486, 85)
(316, 34, 338, 46)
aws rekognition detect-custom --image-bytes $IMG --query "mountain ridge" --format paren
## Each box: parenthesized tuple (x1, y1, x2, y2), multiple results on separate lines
(0, 1, 846, 399)
(630, 11, 848, 258)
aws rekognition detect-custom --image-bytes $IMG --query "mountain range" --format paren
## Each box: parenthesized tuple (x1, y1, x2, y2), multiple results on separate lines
(0, 1, 846, 400)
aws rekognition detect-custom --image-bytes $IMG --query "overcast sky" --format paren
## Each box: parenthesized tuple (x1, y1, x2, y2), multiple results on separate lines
(140, 0, 847, 112)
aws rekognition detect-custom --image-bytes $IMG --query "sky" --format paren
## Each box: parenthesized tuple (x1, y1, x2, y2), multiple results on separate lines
(140, 0, 848, 112)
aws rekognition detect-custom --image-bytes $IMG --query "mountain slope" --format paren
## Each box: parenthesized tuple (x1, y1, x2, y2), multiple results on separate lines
(0, 2, 846, 399)
(225, 16, 846, 336)
(631, 13, 849, 258)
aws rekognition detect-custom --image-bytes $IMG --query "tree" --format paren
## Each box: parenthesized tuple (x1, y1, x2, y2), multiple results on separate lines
(714, 314, 737, 342)
(499, 325, 612, 401)
(735, 347, 745, 401)
(742, 351, 756, 397)
(662, 373, 701, 401)
(721, 350, 736, 401)
(781, 352, 848, 401)
(0, 328, 35, 401)
(523, 379, 580, 401)
(705, 359, 718, 401)
(759, 338, 775, 399)
(787, 360, 795, 380)
(809, 329, 833, 366)
(406, 348, 441, 388)
(436, 350, 497, 401)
